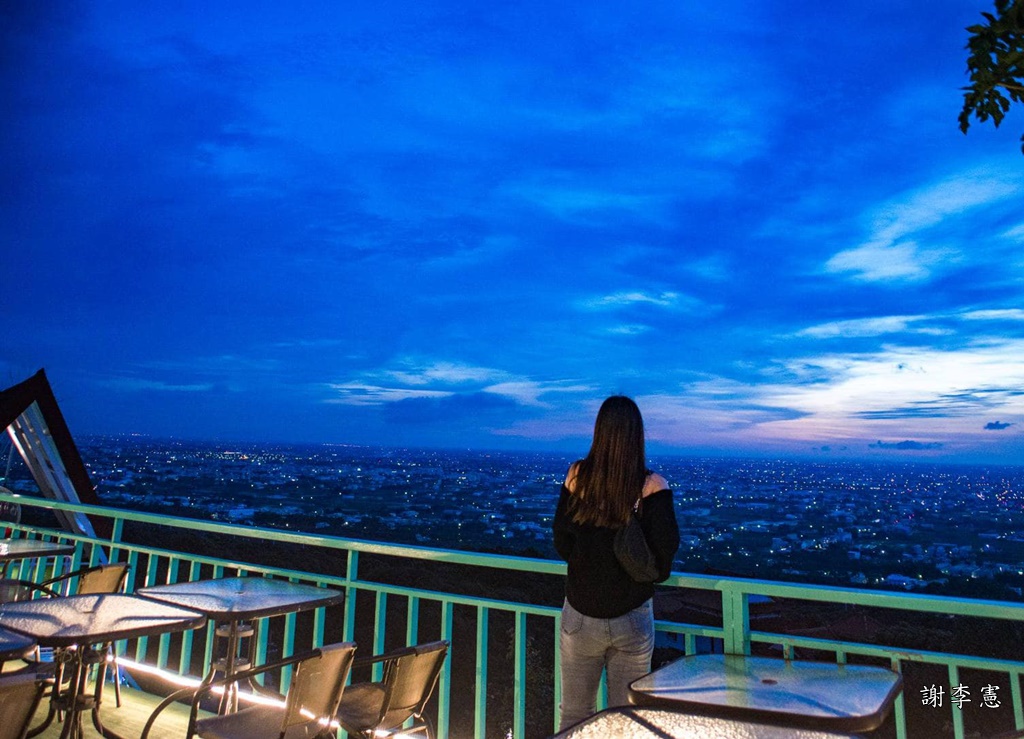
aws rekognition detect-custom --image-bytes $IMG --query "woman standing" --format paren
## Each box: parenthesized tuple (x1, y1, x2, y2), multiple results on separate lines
(552, 396, 680, 730)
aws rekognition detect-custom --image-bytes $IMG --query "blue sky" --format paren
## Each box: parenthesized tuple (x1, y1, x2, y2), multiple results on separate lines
(3, 2, 1023, 463)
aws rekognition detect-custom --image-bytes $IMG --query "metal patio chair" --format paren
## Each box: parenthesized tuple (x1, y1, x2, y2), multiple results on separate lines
(335, 640, 449, 739)
(142, 641, 357, 739)
(0, 673, 45, 739)
(0, 562, 130, 600)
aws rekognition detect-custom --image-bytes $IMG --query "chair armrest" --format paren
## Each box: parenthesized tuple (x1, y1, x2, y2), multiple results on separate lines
(0, 578, 61, 599)
(197, 647, 323, 696)
(351, 644, 416, 670)
(141, 649, 320, 739)
(351, 653, 394, 670)
(40, 570, 76, 587)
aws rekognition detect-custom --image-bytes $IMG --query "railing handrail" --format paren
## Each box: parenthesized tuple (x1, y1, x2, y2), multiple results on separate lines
(5, 489, 1022, 620)
(0, 490, 565, 574)
(4, 489, 1024, 739)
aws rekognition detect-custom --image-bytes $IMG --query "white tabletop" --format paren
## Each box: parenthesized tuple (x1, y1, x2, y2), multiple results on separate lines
(0, 593, 207, 647)
(554, 706, 864, 738)
(138, 576, 343, 620)
(629, 653, 902, 732)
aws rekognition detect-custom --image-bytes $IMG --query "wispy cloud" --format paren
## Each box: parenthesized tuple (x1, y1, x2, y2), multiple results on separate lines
(327, 358, 592, 409)
(100, 378, 220, 393)
(752, 341, 1024, 440)
(483, 380, 592, 407)
(960, 309, 1024, 322)
(825, 241, 952, 282)
(381, 360, 505, 386)
(825, 173, 1021, 283)
(325, 382, 453, 406)
(1003, 223, 1024, 242)
(797, 315, 942, 339)
(606, 324, 652, 336)
(580, 291, 692, 311)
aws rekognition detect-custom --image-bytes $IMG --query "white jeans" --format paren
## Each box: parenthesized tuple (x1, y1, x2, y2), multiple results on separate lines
(558, 598, 654, 730)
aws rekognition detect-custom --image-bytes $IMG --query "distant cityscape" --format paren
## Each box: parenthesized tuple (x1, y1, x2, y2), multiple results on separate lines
(4, 435, 1024, 600)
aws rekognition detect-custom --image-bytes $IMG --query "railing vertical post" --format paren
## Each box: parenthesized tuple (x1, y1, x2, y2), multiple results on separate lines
(684, 632, 695, 655)
(553, 610, 561, 734)
(406, 596, 420, 644)
(722, 587, 750, 655)
(179, 560, 201, 677)
(1012, 669, 1023, 732)
(475, 606, 489, 739)
(125, 551, 140, 592)
(890, 657, 908, 739)
(514, 610, 526, 739)
(109, 517, 124, 564)
(343, 550, 358, 643)
(948, 664, 965, 739)
(438, 600, 453, 739)
(135, 553, 162, 660)
(281, 576, 299, 691)
(312, 603, 326, 648)
(155, 558, 180, 669)
(372, 591, 387, 682)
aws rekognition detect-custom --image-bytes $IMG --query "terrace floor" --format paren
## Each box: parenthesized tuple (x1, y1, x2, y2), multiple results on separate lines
(3, 663, 205, 739)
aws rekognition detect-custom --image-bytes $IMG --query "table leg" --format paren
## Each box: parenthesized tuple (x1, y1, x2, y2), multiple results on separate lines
(213, 619, 255, 714)
(90, 654, 129, 739)
(26, 647, 72, 738)
(59, 650, 88, 739)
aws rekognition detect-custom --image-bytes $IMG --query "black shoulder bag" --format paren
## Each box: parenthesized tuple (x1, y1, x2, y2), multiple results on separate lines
(613, 496, 660, 583)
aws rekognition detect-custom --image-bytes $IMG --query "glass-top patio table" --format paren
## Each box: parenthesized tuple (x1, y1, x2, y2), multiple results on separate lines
(0, 539, 75, 578)
(629, 653, 903, 733)
(552, 706, 864, 738)
(0, 593, 207, 739)
(137, 576, 344, 712)
(0, 624, 36, 662)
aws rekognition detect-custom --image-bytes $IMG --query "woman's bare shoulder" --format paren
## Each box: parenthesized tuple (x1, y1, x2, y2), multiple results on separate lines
(564, 462, 580, 492)
(642, 472, 669, 497)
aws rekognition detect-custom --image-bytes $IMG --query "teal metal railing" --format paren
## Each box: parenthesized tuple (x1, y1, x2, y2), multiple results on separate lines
(2, 490, 1022, 739)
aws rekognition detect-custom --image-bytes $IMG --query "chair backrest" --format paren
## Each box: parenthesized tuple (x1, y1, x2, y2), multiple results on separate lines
(377, 640, 449, 730)
(0, 673, 45, 739)
(281, 642, 356, 738)
(76, 563, 129, 595)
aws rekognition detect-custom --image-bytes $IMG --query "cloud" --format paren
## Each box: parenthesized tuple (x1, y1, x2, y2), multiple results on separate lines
(825, 241, 951, 282)
(762, 341, 1024, 420)
(101, 378, 219, 393)
(327, 358, 592, 410)
(325, 383, 453, 406)
(798, 309, 1024, 341)
(382, 360, 504, 386)
(381, 391, 519, 426)
(961, 309, 1024, 322)
(1003, 223, 1024, 242)
(825, 173, 1021, 283)
(798, 315, 940, 339)
(606, 324, 652, 336)
(984, 421, 1013, 430)
(483, 380, 592, 407)
(869, 440, 944, 450)
(868, 175, 1016, 245)
(582, 291, 681, 309)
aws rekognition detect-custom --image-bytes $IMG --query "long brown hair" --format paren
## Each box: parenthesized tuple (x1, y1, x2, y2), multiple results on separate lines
(567, 395, 646, 527)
